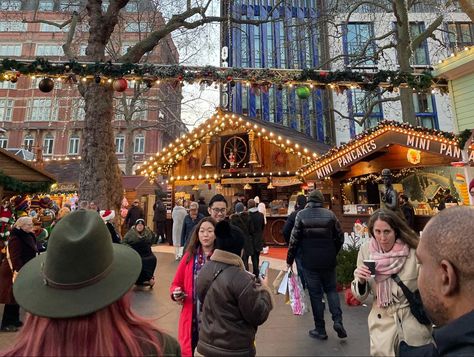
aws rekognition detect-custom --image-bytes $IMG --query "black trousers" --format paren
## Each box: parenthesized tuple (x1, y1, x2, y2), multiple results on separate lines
(243, 252, 260, 276)
(1, 303, 20, 328)
(155, 221, 167, 241)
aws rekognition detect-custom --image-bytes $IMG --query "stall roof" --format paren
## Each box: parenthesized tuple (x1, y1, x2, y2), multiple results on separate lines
(137, 109, 330, 178)
(0, 147, 56, 183)
(301, 121, 461, 179)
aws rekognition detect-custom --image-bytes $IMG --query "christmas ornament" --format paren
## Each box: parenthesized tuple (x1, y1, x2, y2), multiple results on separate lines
(38, 78, 54, 93)
(296, 86, 311, 99)
(94, 75, 101, 84)
(113, 78, 128, 92)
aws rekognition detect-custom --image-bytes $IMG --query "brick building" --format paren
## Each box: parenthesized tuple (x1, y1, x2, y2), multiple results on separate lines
(0, 0, 186, 173)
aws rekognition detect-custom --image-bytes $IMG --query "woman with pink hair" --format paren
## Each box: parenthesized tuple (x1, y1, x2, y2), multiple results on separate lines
(0, 210, 180, 356)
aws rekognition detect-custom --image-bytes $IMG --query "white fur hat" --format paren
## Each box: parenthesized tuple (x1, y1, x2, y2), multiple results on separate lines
(100, 210, 115, 222)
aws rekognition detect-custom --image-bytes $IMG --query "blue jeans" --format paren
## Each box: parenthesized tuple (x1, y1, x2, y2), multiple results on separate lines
(304, 268, 343, 333)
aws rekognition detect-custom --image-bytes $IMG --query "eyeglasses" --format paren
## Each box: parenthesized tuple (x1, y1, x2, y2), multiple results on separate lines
(211, 208, 227, 214)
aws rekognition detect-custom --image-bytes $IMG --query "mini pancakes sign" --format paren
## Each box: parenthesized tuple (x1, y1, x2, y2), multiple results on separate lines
(301, 123, 461, 180)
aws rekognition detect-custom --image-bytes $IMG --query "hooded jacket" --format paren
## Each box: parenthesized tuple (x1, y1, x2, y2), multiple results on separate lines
(286, 194, 344, 270)
(196, 249, 273, 357)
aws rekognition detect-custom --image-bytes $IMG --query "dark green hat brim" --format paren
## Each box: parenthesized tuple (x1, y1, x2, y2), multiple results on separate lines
(13, 244, 141, 319)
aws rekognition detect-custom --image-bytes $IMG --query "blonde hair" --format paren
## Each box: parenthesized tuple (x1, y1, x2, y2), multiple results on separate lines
(14, 216, 33, 229)
(57, 207, 71, 219)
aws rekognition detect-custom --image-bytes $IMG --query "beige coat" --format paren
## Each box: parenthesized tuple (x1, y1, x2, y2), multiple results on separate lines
(351, 242, 432, 356)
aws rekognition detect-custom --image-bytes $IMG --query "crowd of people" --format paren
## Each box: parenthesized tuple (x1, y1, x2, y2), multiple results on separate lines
(0, 189, 473, 356)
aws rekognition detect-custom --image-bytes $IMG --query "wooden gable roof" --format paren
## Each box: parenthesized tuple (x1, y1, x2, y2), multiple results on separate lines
(0, 148, 56, 183)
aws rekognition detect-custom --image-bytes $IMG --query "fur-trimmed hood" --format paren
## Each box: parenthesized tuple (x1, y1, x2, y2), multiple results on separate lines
(210, 249, 245, 269)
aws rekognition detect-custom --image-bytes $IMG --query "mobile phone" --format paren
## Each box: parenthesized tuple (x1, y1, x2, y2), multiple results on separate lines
(259, 261, 270, 278)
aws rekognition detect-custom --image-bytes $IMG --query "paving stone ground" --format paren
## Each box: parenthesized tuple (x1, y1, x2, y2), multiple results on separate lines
(0, 246, 371, 356)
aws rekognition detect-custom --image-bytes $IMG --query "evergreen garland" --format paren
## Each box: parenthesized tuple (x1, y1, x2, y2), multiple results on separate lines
(0, 170, 51, 194)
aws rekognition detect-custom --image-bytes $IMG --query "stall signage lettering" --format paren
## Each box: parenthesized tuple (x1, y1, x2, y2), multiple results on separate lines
(315, 140, 377, 179)
(406, 135, 461, 159)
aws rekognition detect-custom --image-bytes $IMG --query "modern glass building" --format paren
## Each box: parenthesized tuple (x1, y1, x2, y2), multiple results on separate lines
(220, 0, 335, 145)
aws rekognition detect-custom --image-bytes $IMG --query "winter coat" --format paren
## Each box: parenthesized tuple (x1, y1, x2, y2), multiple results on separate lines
(400, 203, 415, 230)
(180, 213, 204, 247)
(125, 205, 145, 229)
(196, 249, 273, 357)
(122, 226, 154, 257)
(287, 201, 344, 270)
(106, 222, 121, 243)
(0, 228, 37, 304)
(153, 200, 167, 223)
(248, 208, 265, 253)
(230, 212, 254, 256)
(282, 207, 302, 244)
(172, 206, 187, 247)
(351, 242, 432, 356)
(169, 252, 201, 357)
(198, 201, 209, 217)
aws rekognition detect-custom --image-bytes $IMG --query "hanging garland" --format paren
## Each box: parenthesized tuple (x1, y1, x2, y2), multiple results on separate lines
(0, 58, 448, 94)
(0, 170, 51, 194)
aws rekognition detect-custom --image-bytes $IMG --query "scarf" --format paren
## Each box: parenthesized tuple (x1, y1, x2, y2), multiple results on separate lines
(369, 238, 409, 307)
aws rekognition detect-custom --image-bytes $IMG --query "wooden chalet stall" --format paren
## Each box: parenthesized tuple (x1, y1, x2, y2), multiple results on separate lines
(0, 147, 56, 198)
(138, 110, 329, 245)
(301, 122, 466, 234)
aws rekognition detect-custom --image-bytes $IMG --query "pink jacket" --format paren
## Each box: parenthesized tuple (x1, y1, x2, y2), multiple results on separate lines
(170, 252, 195, 357)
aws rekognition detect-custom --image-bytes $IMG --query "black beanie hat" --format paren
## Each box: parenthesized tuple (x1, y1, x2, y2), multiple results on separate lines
(214, 220, 244, 256)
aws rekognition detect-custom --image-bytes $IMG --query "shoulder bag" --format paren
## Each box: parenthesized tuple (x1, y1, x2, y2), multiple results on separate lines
(391, 274, 431, 325)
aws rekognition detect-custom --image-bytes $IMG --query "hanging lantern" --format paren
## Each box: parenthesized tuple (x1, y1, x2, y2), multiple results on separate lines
(113, 78, 128, 92)
(192, 185, 199, 191)
(94, 75, 101, 84)
(267, 180, 275, 189)
(244, 183, 252, 190)
(296, 86, 311, 99)
(38, 78, 54, 93)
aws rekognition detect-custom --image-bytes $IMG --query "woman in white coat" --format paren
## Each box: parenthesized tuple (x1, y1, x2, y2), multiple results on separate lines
(172, 199, 187, 260)
(352, 209, 432, 356)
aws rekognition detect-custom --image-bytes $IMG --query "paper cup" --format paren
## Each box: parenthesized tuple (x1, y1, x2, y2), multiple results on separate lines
(363, 260, 376, 277)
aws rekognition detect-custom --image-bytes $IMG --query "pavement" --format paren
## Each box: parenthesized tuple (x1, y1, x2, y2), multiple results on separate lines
(0, 246, 371, 356)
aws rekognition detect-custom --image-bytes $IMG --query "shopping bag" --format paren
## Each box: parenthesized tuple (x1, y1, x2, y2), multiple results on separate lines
(288, 271, 308, 315)
(277, 271, 289, 295)
(344, 288, 361, 306)
(272, 270, 286, 294)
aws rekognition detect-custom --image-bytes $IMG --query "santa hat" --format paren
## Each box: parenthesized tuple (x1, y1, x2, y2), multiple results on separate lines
(100, 210, 115, 222)
(0, 206, 12, 223)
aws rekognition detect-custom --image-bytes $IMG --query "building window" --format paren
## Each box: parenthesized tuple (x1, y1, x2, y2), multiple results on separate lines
(0, 21, 26, 32)
(125, 1, 138, 12)
(0, 99, 14, 121)
(24, 135, 34, 151)
(0, 135, 7, 149)
(350, 89, 383, 134)
(71, 98, 85, 120)
(116, 98, 147, 121)
(0, 1, 21, 11)
(68, 135, 80, 155)
(115, 135, 125, 154)
(410, 22, 430, 66)
(414, 93, 437, 129)
(124, 22, 150, 33)
(345, 23, 376, 67)
(40, 23, 69, 32)
(0, 44, 21, 56)
(60, 1, 81, 11)
(43, 135, 54, 156)
(447, 22, 474, 51)
(36, 44, 64, 56)
(38, 1, 54, 11)
(0, 81, 16, 89)
(134, 135, 145, 154)
(28, 99, 57, 121)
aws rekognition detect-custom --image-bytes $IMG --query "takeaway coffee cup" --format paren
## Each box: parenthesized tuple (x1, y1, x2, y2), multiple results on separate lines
(363, 260, 376, 277)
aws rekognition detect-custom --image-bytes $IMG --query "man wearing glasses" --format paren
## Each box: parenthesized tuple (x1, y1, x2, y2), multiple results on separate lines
(207, 194, 228, 222)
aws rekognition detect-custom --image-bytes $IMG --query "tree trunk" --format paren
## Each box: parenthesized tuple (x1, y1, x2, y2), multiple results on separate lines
(125, 128, 134, 175)
(395, 0, 417, 126)
(79, 83, 123, 210)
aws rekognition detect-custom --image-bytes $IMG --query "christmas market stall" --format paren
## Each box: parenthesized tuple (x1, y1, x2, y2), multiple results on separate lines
(299, 121, 472, 235)
(137, 109, 329, 245)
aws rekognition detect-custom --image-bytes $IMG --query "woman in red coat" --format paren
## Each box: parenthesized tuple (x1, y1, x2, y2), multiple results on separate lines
(0, 216, 37, 332)
(170, 216, 216, 356)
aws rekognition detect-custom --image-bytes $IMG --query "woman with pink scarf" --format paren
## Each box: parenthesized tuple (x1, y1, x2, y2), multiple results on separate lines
(351, 209, 432, 356)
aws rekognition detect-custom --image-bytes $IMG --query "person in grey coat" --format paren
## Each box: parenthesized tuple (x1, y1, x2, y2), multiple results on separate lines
(172, 200, 187, 260)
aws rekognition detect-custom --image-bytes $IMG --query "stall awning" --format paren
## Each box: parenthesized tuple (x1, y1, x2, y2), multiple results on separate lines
(301, 121, 462, 179)
(0, 148, 55, 183)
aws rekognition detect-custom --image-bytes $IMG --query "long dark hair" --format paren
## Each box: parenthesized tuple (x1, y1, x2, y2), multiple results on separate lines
(368, 209, 419, 249)
(185, 217, 217, 263)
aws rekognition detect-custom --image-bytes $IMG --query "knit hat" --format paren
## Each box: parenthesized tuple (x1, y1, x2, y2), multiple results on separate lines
(214, 220, 244, 256)
(308, 189, 324, 203)
(40, 196, 52, 209)
(12, 195, 29, 212)
(235, 202, 245, 213)
(30, 195, 41, 210)
(296, 194, 307, 209)
(100, 210, 115, 222)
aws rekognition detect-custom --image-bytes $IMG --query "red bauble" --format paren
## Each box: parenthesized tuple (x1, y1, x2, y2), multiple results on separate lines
(319, 71, 328, 77)
(113, 78, 128, 92)
(226, 75, 233, 82)
(38, 78, 54, 93)
(177, 75, 184, 81)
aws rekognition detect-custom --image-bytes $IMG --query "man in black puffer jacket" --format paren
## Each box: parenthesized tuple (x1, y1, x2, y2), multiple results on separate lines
(287, 189, 346, 341)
